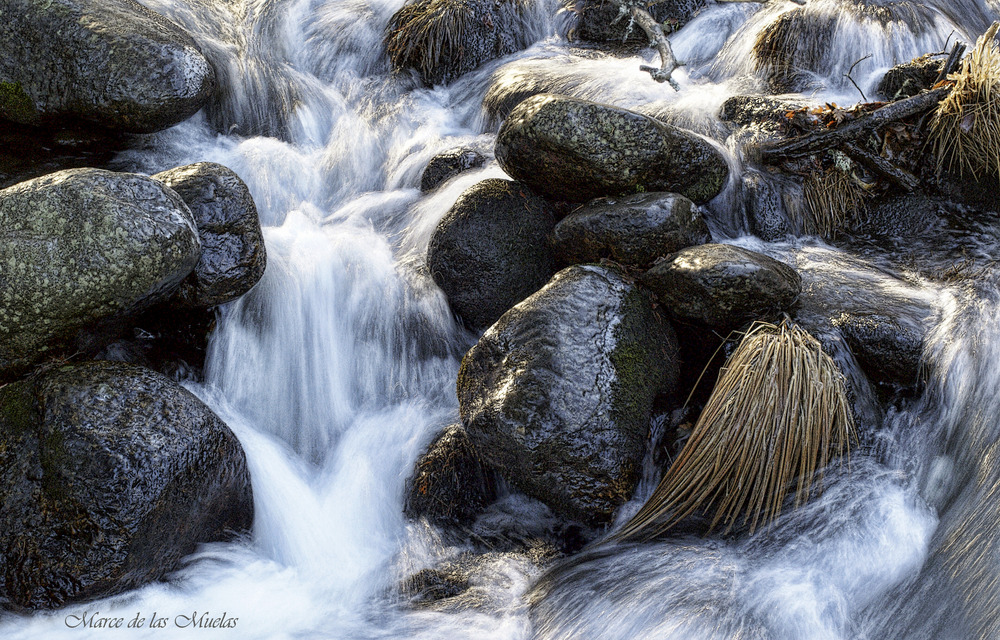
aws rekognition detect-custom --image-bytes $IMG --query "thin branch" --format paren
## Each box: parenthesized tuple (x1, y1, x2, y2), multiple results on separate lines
(839, 142, 919, 191)
(845, 54, 871, 102)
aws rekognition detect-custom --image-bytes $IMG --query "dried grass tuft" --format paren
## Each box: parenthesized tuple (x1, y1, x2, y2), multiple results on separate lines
(613, 321, 856, 541)
(930, 23, 1000, 184)
(385, 0, 473, 80)
(801, 167, 866, 239)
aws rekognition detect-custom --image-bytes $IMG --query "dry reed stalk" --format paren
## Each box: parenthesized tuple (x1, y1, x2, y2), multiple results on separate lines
(801, 168, 866, 239)
(613, 321, 856, 541)
(930, 23, 1000, 184)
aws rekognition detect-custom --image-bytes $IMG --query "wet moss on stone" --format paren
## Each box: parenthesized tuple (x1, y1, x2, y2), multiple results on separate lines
(0, 81, 37, 123)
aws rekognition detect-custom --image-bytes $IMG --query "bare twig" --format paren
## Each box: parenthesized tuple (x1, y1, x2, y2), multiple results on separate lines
(845, 54, 871, 102)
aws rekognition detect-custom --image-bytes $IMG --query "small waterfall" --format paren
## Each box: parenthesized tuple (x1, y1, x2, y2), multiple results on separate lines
(5, 0, 1000, 638)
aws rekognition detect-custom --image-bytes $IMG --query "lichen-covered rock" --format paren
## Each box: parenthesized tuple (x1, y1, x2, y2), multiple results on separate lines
(385, 0, 526, 86)
(832, 312, 923, 387)
(0, 168, 201, 381)
(573, 0, 708, 46)
(551, 192, 709, 268)
(0, 0, 215, 133)
(427, 178, 557, 330)
(495, 94, 728, 204)
(458, 265, 679, 525)
(0, 360, 253, 610)
(153, 162, 267, 308)
(876, 55, 945, 101)
(642, 243, 801, 329)
(420, 147, 487, 192)
(404, 424, 501, 527)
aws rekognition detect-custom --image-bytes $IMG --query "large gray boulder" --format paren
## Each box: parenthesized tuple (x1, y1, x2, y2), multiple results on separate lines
(153, 162, 267, 308)
(0, 361, 253, 610)
(551, 192, 710, 269)
(0, 168, 201, 381)
(642, 243, 801, 330)
(0, 0, 215, 133)
(458, 265, 679, 525)
(495, 94, 728, 204)
(427, 178, 557, 330)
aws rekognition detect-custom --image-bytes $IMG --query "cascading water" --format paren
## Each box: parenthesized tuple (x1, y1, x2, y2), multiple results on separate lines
(3, 0, 1000, 638)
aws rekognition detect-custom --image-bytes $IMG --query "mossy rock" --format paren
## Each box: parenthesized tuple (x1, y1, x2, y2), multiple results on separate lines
(458, 264, 679, 525)
(573, 0, 707, 46)
(0, 361, 252, 610)
(0, 0, 215, 133)
(495, 94, 728, 204)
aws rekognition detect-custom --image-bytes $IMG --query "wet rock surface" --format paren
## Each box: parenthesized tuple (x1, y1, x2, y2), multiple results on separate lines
(0, 0, 215, 133)
(496, 94, 728, 204)
(0, 168, 200, 381)
(0, 360, 253, 610)
(642, 243, 801, 330)
(153, 162, 267, 308)
(457, 265, 678, 525)
(427, 178, 557, 330)
(551, 192, 710, 268)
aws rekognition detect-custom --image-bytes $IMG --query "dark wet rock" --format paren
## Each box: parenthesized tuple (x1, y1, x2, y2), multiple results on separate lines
(0, 0, 215, 133)
(642, 243, 801, 330)
(573, 0, 708, 46)
(876, 55, 945, 101)
(848, 192, 950, 240)
(458, 265, 679, 525)
(832, 312, 923, 387)
(551, 192, 709, 268)
(930, 168, 1000, 215)
(420, 147, 487, 192)
(153, 162, 267, 308)
(0, 168, 200, 382)
(743, 171, 792, 241)
(385, 0, 526, 86)
(496, 94, 728, 204)
(0, 360, 252, 610)
(403, 567, 472, 606)
(427, 178, 557, 330)
(404, 424, 501, 527)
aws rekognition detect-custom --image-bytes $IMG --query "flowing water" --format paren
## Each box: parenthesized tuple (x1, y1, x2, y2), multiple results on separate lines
(4, 0, 1000, 638)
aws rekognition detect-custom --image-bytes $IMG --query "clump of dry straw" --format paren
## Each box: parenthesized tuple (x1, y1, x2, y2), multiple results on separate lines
(930, 23, 1000, 184)
(614, 321, 856, 541)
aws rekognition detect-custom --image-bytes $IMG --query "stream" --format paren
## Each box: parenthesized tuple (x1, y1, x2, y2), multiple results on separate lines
(3, 0, 1000, 637)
